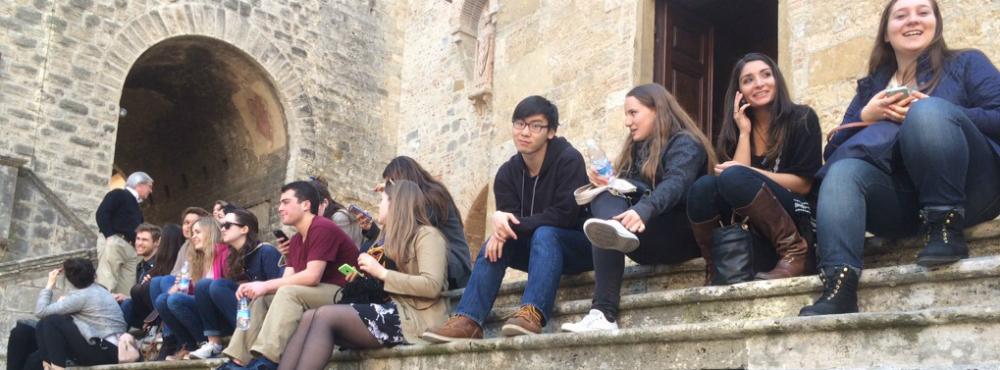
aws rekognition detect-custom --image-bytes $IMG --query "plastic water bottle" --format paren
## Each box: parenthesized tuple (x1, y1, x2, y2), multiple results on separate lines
(177, 261, 190, 293)
(586, 139, 614, 178)
(237, 297, 251, 331)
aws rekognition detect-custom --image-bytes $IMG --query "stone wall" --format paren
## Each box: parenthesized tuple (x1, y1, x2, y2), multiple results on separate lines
(0, 0, 402, 235)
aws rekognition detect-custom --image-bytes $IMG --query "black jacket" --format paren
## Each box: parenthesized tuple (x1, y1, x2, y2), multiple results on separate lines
(95, 188, 143, 243)
(622, 132, 707, 222)
(494, 137, 589, 237)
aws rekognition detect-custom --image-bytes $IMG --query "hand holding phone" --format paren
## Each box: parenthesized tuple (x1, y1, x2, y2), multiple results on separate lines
(884, 86, 912, 98)
(338, 263, 363, 278)
(272, 230, 288, 241)
(348, 204, 373, 221)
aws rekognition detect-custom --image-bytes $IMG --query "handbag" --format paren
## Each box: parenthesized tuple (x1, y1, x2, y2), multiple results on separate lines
(816, 120, 900, 180)
(337, 246, 397, 305)
(710, 216, 779, 285)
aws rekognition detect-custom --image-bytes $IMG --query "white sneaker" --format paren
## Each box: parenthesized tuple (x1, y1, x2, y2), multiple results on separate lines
(187, 341, 223, 359)
(560, 309, 619, 333)
(584, 218, 639, 253)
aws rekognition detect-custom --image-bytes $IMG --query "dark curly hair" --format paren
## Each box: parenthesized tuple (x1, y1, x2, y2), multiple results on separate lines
(63, 258, 96, 289)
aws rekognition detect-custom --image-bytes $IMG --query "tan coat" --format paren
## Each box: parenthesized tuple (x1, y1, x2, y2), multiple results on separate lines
(382, 225, 449, 343)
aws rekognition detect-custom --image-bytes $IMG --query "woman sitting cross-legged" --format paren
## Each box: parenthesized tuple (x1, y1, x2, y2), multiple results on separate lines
(561, 83, 716, 332)
(29, 258, 127, 369)
(154, 216, 227, 360)
(800, 0, 1000, 316)
(277, 179, 448, 370)
(686, 52, 822, 283)
(188, 209, 283, 359)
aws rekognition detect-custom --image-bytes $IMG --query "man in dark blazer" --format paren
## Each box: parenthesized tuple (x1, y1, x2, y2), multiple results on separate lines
(95, 171, 153, 295)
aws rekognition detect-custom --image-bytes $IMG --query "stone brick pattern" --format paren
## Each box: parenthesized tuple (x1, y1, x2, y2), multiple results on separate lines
(0, 0, 402, 233)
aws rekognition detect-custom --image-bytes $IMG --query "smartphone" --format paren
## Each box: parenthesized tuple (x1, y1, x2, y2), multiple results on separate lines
(884, 86, 911, 97)
(338, 263, 362, 277)
(348, 204, 372, 221)
(272, 229, 288, 242)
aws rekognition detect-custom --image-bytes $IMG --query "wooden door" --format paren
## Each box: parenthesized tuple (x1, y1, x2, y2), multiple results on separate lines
(654, 2, 715, 136)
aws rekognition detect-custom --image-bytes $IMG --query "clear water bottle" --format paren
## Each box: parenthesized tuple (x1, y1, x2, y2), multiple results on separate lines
(177, 261, 191, 293)
(586, 139, 614, 178)
(237, 297, 251, 331)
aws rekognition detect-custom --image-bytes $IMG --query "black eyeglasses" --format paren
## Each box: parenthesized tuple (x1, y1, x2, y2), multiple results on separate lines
(512, 120, 549, 133)
(220, 222, 245, 230)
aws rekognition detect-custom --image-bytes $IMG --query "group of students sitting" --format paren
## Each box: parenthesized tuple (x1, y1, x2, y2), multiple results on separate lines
(7, 0, 1000, 369)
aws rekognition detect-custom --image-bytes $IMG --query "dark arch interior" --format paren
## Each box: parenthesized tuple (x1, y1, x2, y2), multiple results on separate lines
(114, 36, 288, 231)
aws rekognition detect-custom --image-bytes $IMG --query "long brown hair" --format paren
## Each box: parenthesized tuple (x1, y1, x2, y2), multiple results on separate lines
(381, 180, 433, 265)
(188, 217, 220, 280)
(224, 209, 261, 281)
(614, 83, 717, 185)
(717, 53, 799, 163)
(869, 0, 957, 93)
(382, 156, 461, 228)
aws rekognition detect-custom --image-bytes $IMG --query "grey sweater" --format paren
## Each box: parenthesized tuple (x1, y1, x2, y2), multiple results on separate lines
(35, 284, 127, 342)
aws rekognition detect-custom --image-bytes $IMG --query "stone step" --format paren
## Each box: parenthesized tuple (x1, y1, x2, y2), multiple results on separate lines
(74, 304, 1000, 369)
(446, 219, 1000, 309)
(480, 254, 1000, 337)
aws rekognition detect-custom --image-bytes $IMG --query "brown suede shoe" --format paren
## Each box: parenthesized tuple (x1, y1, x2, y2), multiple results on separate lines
(420, 315, 484, 343)
(500, 305, 544, 337)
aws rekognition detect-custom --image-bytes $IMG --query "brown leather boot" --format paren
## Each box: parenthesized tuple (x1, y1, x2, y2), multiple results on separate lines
(735, 185, 807, 280)
(501, 305, 544, 337)
(690, 215, 720, 285)
(420, 315, 484, 343)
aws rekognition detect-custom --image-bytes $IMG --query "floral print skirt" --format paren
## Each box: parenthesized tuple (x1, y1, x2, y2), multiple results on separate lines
(350, 301, 405, 346)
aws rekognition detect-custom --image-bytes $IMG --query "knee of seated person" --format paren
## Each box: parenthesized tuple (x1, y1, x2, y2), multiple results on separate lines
(822, 159, 874, 188)
(165, 294, 187, 310)
(194, 279, 213, 294)
(902, 97, 958, 130)
(274, 284, 310, 299)
(153, 293, 169, 310)
(530, 226, 560, 243)
(689, 174, 718, 196)
(208, 280, 233, 299)
(717, 165, 755, 188)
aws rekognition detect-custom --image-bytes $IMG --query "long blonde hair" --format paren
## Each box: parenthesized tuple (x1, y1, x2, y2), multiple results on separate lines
(188, 217, 221, 279)
(614, 83, 717, 185)
(381, 180, 432, 266)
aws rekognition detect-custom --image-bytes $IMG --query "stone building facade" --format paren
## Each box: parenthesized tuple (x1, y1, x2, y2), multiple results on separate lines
(1, 0, 1000, 361)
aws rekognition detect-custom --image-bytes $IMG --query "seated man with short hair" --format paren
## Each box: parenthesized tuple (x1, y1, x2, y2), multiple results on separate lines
(218, 181, 360, 370)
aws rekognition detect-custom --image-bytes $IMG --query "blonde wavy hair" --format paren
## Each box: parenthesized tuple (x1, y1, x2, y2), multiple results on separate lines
(188, 217, 221, 279)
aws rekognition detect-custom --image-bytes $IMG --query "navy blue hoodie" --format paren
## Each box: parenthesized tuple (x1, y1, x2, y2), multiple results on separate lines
(493, 136, 589, 237)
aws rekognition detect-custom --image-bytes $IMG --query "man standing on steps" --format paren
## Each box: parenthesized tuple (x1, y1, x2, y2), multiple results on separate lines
(421, 95, 593, 342)
(95, 171, 153, 295)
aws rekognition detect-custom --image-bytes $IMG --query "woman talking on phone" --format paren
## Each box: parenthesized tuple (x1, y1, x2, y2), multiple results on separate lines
(277, 180, 448, 370)
(686, 53, 822, 283)
(800, 0, 1000, 316)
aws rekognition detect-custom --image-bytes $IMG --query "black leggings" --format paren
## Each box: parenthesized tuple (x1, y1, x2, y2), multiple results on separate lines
(7, 321, 40, 370)
(34, 314, 117, 367)
(277, 305, 382, 370)
(590, 191, 701, 322)
(686, 166, 802, 224)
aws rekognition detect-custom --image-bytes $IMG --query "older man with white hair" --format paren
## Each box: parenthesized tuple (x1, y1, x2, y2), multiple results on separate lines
(95, 171, 153, 295)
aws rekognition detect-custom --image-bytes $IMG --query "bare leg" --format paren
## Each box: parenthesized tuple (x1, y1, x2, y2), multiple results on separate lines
(282, 305, 382, 370)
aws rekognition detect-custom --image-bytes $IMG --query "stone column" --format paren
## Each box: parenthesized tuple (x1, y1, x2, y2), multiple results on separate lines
(0, 155, 27, 257)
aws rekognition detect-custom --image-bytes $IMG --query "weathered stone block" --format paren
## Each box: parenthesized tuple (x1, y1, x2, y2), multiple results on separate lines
(57, 99, 88, 116)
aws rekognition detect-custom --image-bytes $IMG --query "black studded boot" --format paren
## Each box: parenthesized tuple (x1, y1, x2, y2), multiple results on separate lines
(916, 207, 969, 267)
(799, 265, 860, 316)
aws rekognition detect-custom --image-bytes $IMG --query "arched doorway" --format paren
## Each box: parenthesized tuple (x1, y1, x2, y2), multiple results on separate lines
(113, 36, 289, 231)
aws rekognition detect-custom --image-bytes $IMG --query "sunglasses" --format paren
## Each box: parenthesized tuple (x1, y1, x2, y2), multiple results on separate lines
(220, 222, 245, 230)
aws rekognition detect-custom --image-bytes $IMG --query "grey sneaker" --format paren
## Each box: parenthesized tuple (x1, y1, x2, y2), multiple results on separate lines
(584, 218, 639, 253)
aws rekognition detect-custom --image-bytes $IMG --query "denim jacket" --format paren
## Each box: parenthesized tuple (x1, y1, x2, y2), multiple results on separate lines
(829, 49, 1000, 159)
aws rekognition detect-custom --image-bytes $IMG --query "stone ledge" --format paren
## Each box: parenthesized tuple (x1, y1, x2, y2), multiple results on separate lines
(0, 248, 95, 280)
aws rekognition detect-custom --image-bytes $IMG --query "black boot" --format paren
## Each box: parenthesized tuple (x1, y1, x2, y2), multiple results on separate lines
(799, 265, 860, 316)
(916, 207, 969, 267)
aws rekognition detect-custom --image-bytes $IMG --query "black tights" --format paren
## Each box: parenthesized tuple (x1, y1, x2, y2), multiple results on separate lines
(277, 305, 382, 370)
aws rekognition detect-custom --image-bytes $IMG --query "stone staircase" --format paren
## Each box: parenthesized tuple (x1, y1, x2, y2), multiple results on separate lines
(69, 220, 1000, 369)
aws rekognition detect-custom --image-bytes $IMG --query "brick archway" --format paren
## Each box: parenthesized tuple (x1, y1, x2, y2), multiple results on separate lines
(94, 4, 313, 185)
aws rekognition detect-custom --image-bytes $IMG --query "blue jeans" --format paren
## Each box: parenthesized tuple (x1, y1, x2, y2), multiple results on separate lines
(818, 98, 1000, 269)
(687, 166, 805, 223)
(454, 226, 593, 325)
(195, 278, 238, 337)
(118, 299, 144, 330)
(149, 275, 176, 336)
(154, 290, 205, 349)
